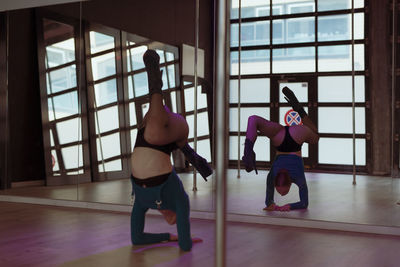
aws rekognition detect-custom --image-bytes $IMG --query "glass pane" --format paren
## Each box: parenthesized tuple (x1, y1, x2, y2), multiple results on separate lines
(156, 50, 165, 64)
(187, 112, 209, 139)
(94, 79, 117, 107)
(134, 72, 149, 97)
(318, 138, 366, 165)
(273, 0, 315, 15)
(50, 129, 55, 146)
(91, 52, 116, 80)
(166, 51, 175, 62)
(61, 145, 83, 170)
(231, 0, 270, 19)
(230, 107, 270, 132)
(279, 82, 308, 103)
(318, 14, 350, 41)
(96, 133, 121, 160)
(128, 75, 134, 99)
(318, 76, 365, 102)
(43, 19, 75, 68)
(51, 150, 59, 172)
(48, 91, 78, 120)
(231, 50, 270, 75)
(167, 65, 176, 88)
(56, 118, 82, 145)
(273, 17, 315, 44)
(161, 66, 168, 90)
(184, 86, 208, 111)
(129, 102, 137, 126)
(273, 47, 315, 73)
(170, 91, 177, 113)
(354, 13, 364, 40)
(318, 44, 364, 72)
(318, 0, 364, 12)
(130, 128, 138, 153)
(231, 21, 270, 47)
(141, 102, 149, 117)
(230, 78, 270, 103)
(318, 107, 365, 134)
(229, 136, 270, 161)
(98, 160, 122, 172)
(90, 31, 114, 54)
(189, 139, 211, 162)
(302, 143, 309, 158)
(47, 66, 77, 94)
(46, 39, 75, 68)
(95, 106, 120, 133)
(129, 45, 147, 71)
(354, 0, 365, 9)
(354, 44, 364, 70)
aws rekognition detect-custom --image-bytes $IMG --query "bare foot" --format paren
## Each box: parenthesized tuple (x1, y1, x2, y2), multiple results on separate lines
(159, 209, 176, 225)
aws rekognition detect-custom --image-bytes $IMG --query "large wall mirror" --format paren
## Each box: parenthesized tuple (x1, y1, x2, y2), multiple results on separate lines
(0, 0, 399, 231)
(0, 0, 216, 213)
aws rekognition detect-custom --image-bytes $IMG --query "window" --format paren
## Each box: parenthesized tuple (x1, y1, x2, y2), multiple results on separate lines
(230, 0, 367, 171)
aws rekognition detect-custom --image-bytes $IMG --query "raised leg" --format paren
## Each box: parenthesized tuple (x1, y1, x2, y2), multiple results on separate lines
(242, 115, 283, 173)
(142, 50, 189, 146)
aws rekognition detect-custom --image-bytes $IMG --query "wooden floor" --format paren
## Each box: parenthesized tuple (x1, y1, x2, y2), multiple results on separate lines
(0, 202, 400, 267)
(1, 170, 400, 228)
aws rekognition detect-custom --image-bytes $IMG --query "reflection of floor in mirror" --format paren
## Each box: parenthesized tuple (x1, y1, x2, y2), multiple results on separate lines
(1, 202, 399, 267)
(1, 169, 399, 227)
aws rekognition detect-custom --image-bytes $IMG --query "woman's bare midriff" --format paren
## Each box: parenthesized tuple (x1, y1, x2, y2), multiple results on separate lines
(131, 147, 173, 179)
(276, 150, 302, 157)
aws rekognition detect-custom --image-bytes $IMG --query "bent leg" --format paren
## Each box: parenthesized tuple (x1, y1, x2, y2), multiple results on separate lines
(245, 115, 283, 142)
(131, 200, 170, 245)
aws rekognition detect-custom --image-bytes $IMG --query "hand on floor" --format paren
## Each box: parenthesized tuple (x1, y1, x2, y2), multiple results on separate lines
(274, 204, 291, 212)
(263, 203, 276, 211)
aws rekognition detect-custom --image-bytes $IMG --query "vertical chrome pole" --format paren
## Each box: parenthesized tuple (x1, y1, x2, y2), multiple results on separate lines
(193, 0, 199, 191)
(77, 1, 83, 196)
(392, 0, 399, 205)
(351, 0, 356, 185)
(392, 0, 397, 179)
(237, 0, 241, 178)
(215, 0, 229, 266)
(4, 12, 9, 189)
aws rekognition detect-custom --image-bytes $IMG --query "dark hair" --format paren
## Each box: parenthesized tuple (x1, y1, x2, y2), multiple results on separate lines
(274, 169, 292, 188)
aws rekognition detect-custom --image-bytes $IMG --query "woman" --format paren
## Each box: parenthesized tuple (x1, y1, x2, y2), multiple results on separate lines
(130, 49, 211, 251)
(242, 87, 319, 212)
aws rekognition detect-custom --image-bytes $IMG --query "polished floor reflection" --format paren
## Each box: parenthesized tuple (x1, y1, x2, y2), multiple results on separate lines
(1, 202, 400, 267)
(1, 169, 399, 227)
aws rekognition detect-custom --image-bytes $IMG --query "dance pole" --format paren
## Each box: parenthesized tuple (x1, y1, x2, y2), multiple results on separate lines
(392, 0, 397, 178)
(215, 0, 229, 266)
(77, 1, 83, 194)
(351, 1, 356, 185)
(237, 0, 241, 178)
(192, 0, 199, 191)
(392, 0, 399, 205)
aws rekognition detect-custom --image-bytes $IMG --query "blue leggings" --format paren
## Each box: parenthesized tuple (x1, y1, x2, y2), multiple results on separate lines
(130, 169, 192, 251)
(265, 154, 309, 210)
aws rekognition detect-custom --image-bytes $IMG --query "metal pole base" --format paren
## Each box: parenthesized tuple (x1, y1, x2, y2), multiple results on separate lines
(192, 187, 198, 192)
